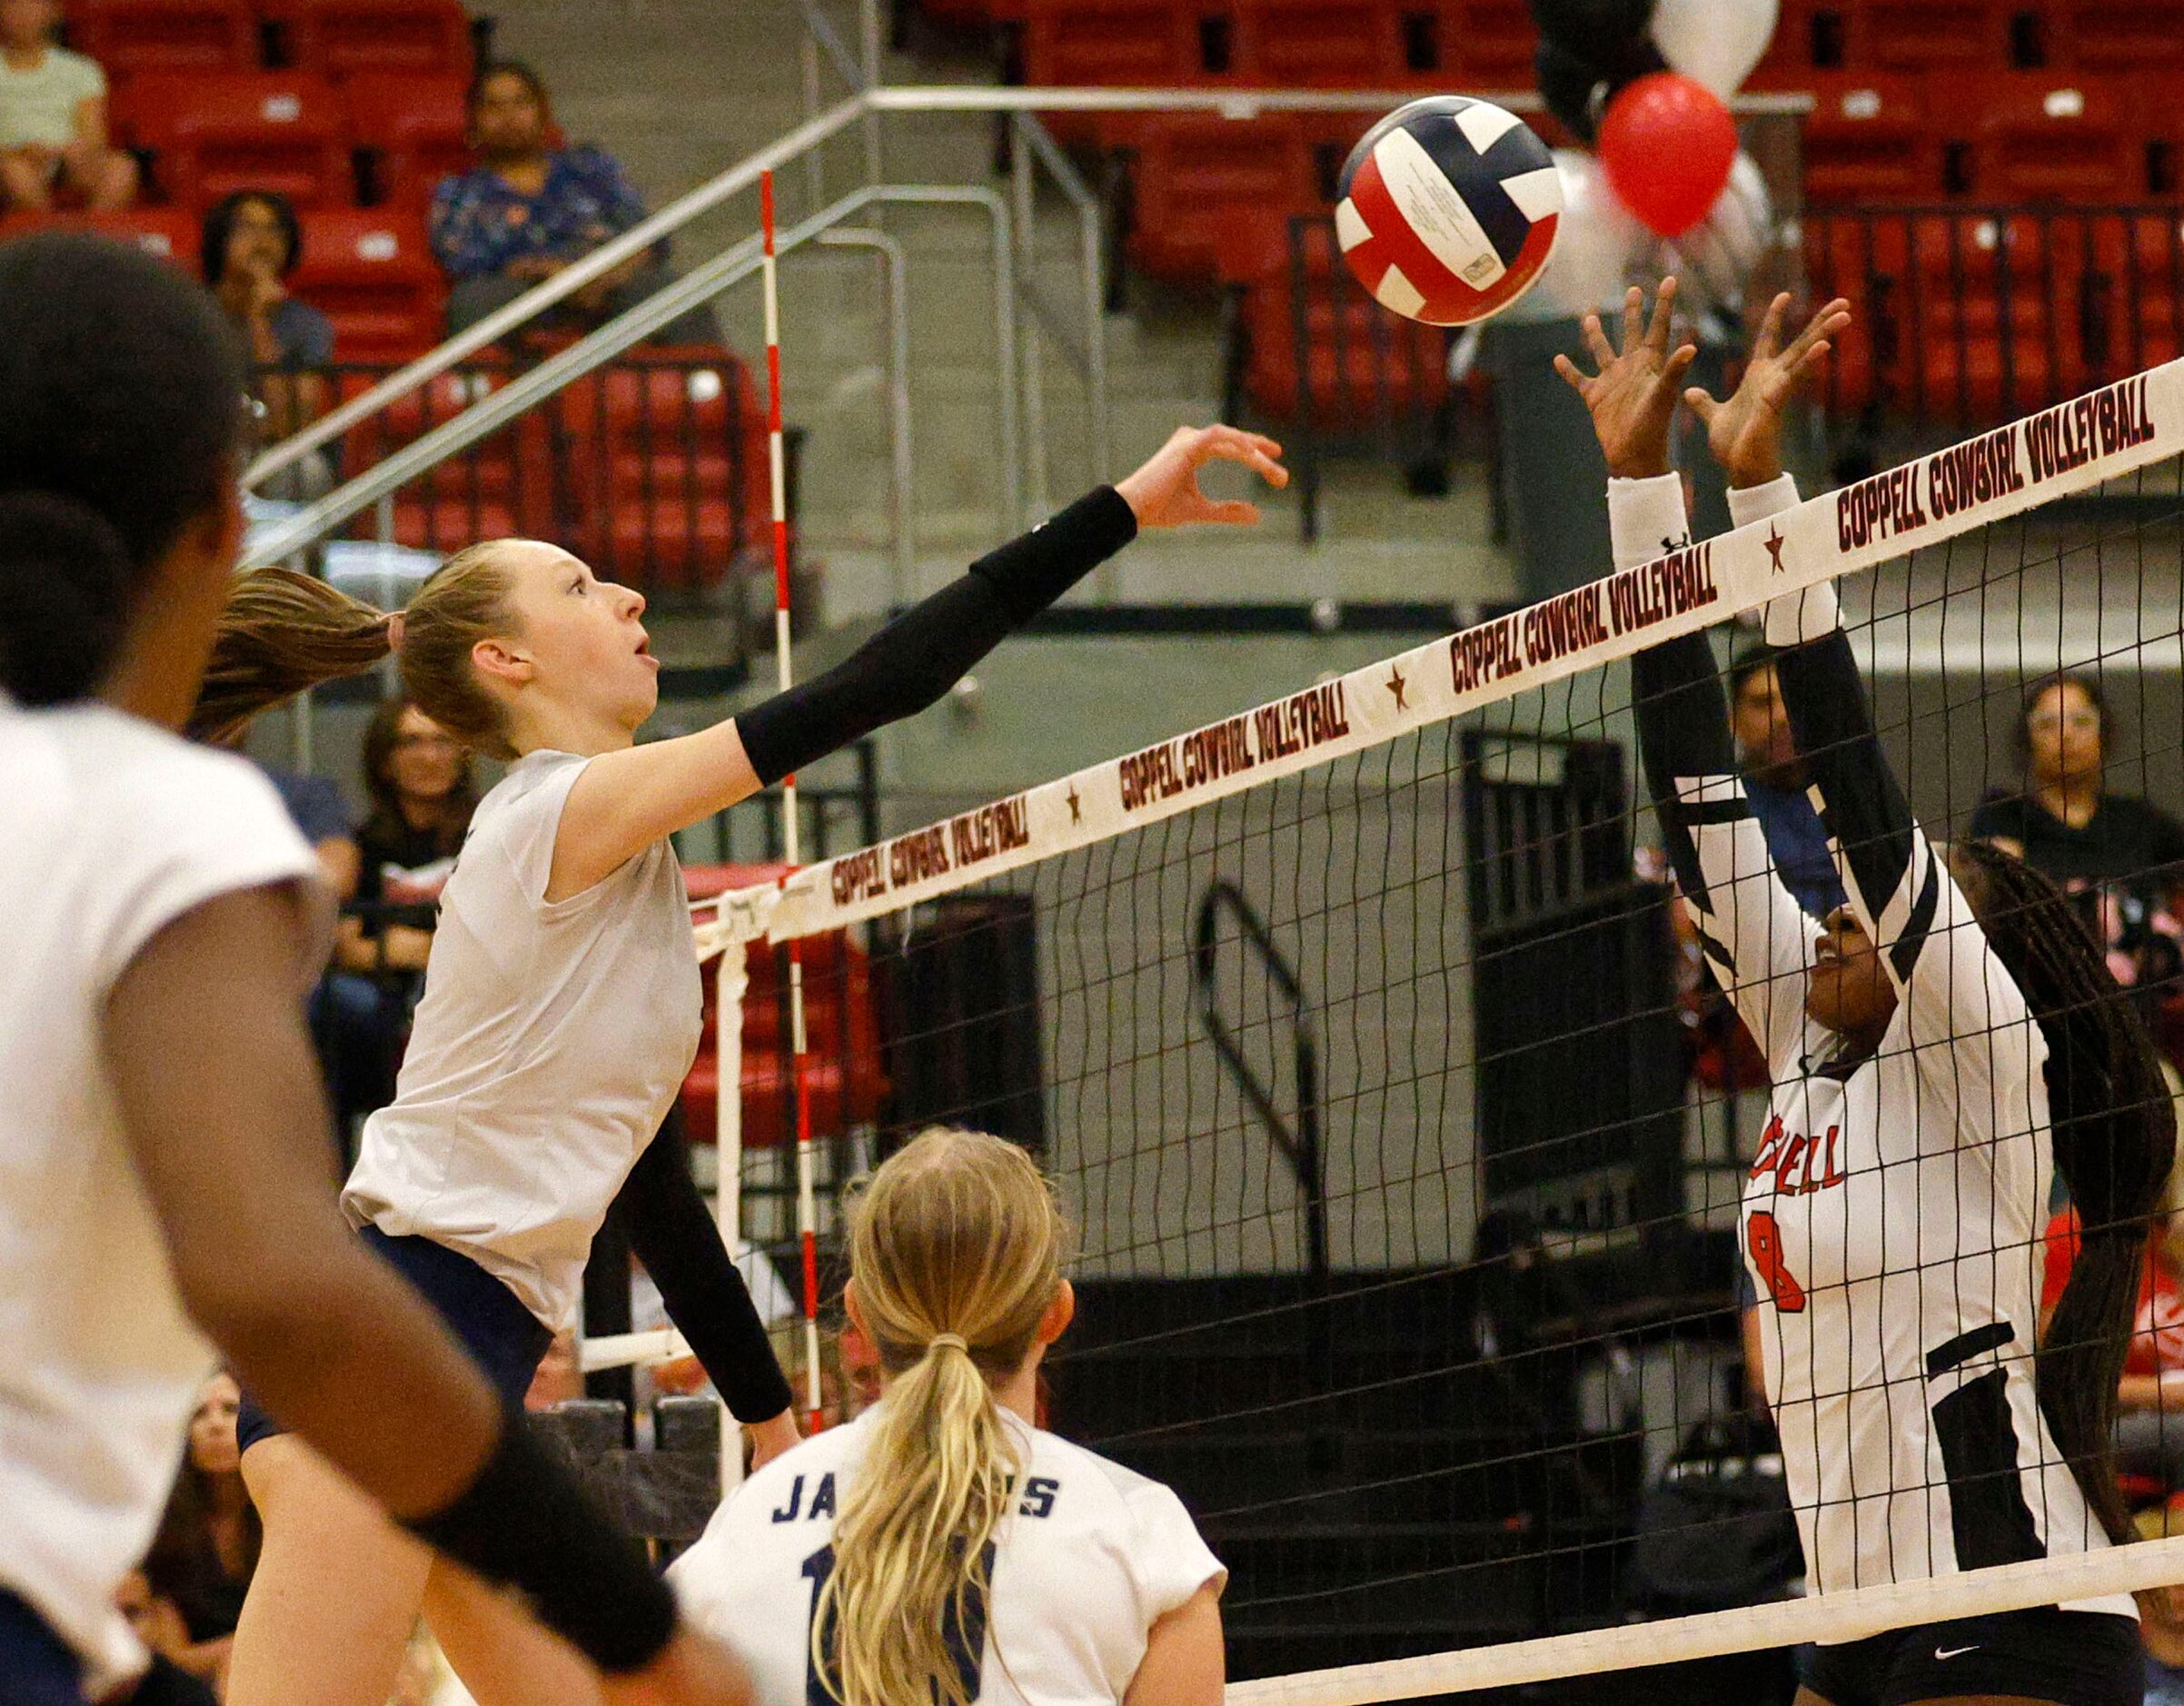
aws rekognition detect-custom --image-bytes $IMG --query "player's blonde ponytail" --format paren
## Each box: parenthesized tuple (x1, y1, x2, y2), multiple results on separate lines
(189, 541, 525, 756)
(816, 1128, 1070, 1706)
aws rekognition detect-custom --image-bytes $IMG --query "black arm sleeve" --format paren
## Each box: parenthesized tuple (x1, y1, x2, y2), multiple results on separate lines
(1633, 632, 1742, 913)
(1773, 630, 1933, 979)
(615, 1107, 795, 1423)
(737, 485, 1137, 787)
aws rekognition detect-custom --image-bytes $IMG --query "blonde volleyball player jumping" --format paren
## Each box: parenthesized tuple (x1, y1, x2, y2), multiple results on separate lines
(195, 425, 1283, 1706)
(671, 1127, 1226, 1706)
(1565, 280, 2172, 1706)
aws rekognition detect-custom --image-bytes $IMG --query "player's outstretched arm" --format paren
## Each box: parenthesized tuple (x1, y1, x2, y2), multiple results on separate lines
(106, 887, 750, 1704)
(549, 425, 1286, 899)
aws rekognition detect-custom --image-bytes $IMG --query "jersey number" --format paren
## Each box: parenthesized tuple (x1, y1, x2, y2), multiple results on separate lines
(801, 1542, 994, 1706)
(1746, 1210, 1806, 1313)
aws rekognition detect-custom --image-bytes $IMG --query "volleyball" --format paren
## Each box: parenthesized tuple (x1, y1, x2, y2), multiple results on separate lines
(1335, 95, 1564, 325)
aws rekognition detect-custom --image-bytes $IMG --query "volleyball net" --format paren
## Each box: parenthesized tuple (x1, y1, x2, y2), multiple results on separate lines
(698, 361, 2184, 1701)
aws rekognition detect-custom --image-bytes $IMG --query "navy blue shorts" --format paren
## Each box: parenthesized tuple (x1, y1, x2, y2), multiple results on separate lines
(0, 1590, 84, 1706)
(1804, 1606, 2143, 1706)
(237, 1225, 555, 1456)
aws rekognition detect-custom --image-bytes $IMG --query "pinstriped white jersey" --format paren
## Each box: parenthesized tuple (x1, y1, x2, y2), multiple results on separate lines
(1618, 473, 2129, 1630)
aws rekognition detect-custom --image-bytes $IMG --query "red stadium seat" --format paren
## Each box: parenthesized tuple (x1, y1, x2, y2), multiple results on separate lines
(1234, 0, 1409, 87)
(1798, 73, 1941, 204)
(1018, 0, 1232, 85)
(1840, 0, 2014, 71)
(290, 206, 442, 359)
(1126, 114, 1319, 285)
(262, 0, 472, 77)
(68, 0, 256, 75)
(1238, 221, 1452, 425)
(2050, 5, 2184, 73)
(555, 355, 768, 592)
(330, 362, 555, 548)
(1435, 0, 1536, 86)
(1970, 74, 2146, 203)
(0, 205, 201, 270)
(344, 71, 469, 205)
(122, 71, 351, 208)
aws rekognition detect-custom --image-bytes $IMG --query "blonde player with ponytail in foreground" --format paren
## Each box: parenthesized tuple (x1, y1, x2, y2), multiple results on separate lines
(672, 1128, 1227, 1706)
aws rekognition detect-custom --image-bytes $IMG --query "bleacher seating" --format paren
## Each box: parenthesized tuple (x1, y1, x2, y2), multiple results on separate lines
(1799, 73, 1941, 204)
(261, 0, 472, 78)
(345, 70, 469, 204)
(0, 204, 200, 265)
(290, 205, 442, 357)
(1969, 73, 2149, 203)
(1124, 113, 1319, 284)
(70, 0, 257, 75)
(121, 70, 350, 205)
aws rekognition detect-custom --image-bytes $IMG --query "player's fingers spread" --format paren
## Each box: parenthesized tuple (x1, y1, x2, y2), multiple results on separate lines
(1753, 292, 1790, 359)
(1553, 352, 1591, 394)
(1683, 386, 1720, 422)
(1646, 277, 1680, 349)
(1207, 499, 1261, 525)
(1663, 342, 1700, 385)
(1580, 317, 1616, 366)
(1621, 285, 1645, 349)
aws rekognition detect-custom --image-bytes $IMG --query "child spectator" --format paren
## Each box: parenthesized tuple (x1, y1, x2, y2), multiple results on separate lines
(429, 59, 720, 344)
(0, 0, 134, 211)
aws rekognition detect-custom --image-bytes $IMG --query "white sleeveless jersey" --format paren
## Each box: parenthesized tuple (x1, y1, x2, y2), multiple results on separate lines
(342, 749, 701, 1328)
(0, 700, 325, 1691)
(1615, 473, 2130, 1631)
(671, 1403, 1226, 1705)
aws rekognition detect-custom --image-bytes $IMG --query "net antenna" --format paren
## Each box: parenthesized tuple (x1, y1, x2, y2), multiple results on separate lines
(759, 166, 826, 1433)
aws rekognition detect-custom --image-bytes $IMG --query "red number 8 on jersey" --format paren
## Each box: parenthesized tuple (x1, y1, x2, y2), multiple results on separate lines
(1746, 1210, 1805, 1312)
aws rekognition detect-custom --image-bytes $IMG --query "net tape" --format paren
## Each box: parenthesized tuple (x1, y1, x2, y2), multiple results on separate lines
(690, 364, 2184, 1701)
(698, 361, 2176, 958)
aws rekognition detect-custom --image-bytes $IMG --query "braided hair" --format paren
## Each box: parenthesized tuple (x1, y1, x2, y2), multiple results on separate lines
(1951, 837, 2176, 1544)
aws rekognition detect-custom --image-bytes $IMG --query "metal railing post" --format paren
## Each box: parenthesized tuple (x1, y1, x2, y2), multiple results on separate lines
(816, 226, 917, 609)
(1011, 115, 1050, 521)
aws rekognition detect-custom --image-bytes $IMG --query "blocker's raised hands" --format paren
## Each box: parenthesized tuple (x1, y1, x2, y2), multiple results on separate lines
(1684, 292, 1851, 489)
(1116, 423, 1288, 529)
(1554, 277, 1699, 481)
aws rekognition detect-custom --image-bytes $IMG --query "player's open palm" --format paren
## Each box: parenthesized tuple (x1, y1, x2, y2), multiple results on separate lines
(1554, 278, 1698, 481)
(1116, 424, 1288, 529)
(1685, 292, 1851, 489)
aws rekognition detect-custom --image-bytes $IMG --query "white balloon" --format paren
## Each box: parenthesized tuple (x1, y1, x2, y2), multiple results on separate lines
(1501, 149, 1648, 324)
(1651, 0, 1779, 98)
(1663, 150, 1776, 317)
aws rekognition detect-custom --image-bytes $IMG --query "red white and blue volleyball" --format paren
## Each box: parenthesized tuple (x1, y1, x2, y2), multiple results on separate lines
(1335, 96, 1564, 326)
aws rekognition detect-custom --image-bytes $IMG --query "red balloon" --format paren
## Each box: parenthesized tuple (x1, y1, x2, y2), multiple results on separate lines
(1597, 72, 1739, 238)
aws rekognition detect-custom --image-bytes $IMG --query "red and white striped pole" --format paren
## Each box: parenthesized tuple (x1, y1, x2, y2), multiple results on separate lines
(759, 170, 824, 1433)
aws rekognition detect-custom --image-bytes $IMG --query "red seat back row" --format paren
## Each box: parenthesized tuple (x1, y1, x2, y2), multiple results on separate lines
(110, 68, 468, 208)
(1758, 0, 2184, 74)
(66, 0, 472, 78)
(1802, 70, 2184, 204)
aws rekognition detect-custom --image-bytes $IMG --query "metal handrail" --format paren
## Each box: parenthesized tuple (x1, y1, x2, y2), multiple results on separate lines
(244, 182, 1021, 568)
(1192, 879, 1328, 1284)
(246, 84, 1813, 495)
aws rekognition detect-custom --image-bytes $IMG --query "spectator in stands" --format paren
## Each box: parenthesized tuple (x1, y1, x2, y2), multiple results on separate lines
(1728, 640, 1845, 920)
(1973, 674, 2184, 891)
(144, 1373, 260, 1694)
(0, 0, 134, 212)
(202, 191, 333, 445)
(335, 695, 473, 986)
(429, 59, 720, 344)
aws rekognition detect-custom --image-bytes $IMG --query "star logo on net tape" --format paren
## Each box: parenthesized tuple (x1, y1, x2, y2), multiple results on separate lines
(1766, 525, 1787, 574)
(1386, 665, 1408, 709)
(1066, 783, 1082, 824)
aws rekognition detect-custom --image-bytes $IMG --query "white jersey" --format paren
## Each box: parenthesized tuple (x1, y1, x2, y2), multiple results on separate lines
(671, 1403, 1226, 1706)
(1615, 474, 2129, 1628)
(0, 700, 324, 1691)
(343, 749, 701, 1329)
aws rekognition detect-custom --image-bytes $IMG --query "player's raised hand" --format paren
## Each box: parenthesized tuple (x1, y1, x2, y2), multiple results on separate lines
(1116, 423, 1288, 529)
(1685, 293, 1852, 489)
(601, 1626, 754, 1706)
(1553, 278, 1699, 481)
